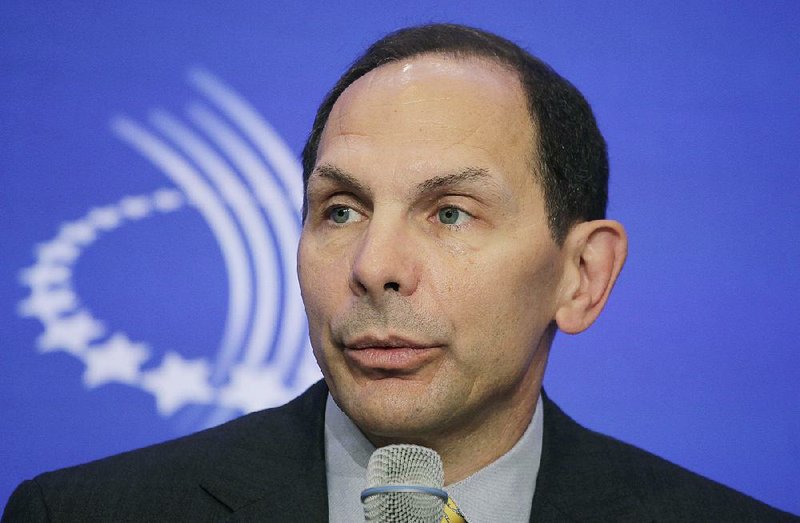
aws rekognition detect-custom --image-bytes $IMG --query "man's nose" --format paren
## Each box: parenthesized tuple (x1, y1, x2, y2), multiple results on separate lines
(349, 216, 419, 299)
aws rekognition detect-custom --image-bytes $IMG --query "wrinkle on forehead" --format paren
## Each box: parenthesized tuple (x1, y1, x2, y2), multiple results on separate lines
(396, 96, 451, 106)
(317, 53, 539, 199)
(327, 54, 531, 135)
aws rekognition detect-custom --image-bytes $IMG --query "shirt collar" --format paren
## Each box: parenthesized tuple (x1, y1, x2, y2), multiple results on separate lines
(324, 393, 544, 523)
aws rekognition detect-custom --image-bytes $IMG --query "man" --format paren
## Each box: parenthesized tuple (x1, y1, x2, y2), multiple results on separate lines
(3, 23, 794, 522)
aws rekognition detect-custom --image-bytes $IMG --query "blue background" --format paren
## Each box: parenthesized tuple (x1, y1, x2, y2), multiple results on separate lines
(2, 1, 798, 514)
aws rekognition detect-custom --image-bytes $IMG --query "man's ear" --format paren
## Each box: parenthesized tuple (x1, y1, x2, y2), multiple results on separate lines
(554, 220, 627, 334)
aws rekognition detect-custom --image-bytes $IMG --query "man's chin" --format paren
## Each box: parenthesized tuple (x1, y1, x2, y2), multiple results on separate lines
(352, 412, 441, 447)
(335, 378, 443, 443)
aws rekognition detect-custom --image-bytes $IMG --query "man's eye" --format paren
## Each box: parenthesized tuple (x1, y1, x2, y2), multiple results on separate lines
(328, 206, 362, 224)
(437, 207, 470, 226)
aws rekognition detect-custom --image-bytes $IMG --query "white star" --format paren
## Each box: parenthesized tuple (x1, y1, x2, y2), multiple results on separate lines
(37, 310, 105, 355)
(87, 205, 122, 230)
(218, 364, 294, 413)
(18, 287, 78, 320)
(152, 188, 185, 212)
(81, 333, 151, 388)
(35, 241, 80, 264)
(18, 263, 72, 288)
(141, 352, 214, 416)
(119, 195, 152, 220)
(59, 221, 96, 246)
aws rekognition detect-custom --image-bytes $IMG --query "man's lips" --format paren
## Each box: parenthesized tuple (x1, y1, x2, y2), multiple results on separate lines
(342, 338, 441, 372)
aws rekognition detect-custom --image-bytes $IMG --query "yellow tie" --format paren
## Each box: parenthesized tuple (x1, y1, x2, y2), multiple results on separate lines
(441, 496, 467, 523)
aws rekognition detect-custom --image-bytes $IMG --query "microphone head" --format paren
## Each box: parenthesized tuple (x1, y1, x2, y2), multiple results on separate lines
(363, 444, 445, 523)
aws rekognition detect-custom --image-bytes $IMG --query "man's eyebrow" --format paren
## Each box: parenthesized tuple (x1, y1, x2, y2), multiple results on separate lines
(309, 165, 495, 199)
(414, 167, 492, 194)
(309, 165, 370, 195)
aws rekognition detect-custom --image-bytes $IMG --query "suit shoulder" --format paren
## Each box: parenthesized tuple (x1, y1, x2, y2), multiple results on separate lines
(539, 396, 797, 521)
(591, 430, 792, 518)
(40, 380, 325, 479)
(6, 381, 328, 522)
(40, 401, 290, 480)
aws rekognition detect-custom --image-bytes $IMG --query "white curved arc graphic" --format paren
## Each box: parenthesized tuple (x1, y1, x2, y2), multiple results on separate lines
(149, 109, 282, 381)
(111, 117, 252, 378)
(188, 68, 304, 213)
(187, 103, 304, 369)
(20, 70, 321, 424)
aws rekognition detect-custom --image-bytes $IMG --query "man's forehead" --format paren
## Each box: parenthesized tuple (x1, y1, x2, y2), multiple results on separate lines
(325, 53, 530, 134)
(343, 53, 520, 94)
(308, 163, 508, 198)
(316, 54, 536, 185)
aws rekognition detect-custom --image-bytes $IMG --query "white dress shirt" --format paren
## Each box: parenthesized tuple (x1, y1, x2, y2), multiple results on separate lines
(324, 394, 544, 522)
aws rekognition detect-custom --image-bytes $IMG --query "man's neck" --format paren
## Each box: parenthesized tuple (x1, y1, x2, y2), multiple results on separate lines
(324, 390, 545, 522)
(366, 378, 544, 485)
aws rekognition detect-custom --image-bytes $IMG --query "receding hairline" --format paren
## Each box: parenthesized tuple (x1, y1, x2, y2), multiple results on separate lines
(302, 24, 608, 243)
(323, 51, 544, 185)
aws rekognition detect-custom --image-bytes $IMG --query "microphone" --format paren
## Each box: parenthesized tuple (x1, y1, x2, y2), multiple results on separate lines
(361, 444, 448, 522)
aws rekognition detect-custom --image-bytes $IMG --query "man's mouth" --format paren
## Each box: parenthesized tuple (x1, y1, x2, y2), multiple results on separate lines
(342, 336, 442, 373)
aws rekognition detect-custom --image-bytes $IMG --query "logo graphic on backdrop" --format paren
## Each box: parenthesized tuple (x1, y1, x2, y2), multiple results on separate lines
(16, 69, 319, 421)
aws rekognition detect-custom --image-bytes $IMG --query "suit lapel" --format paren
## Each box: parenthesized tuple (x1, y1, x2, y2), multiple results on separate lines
(198, 381, 330, 521)
(529, 392, 648, 522)
(195, 384, 647, 521)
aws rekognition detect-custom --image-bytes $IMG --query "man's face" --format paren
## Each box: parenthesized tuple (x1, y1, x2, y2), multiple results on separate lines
(298, 55, 566, 444)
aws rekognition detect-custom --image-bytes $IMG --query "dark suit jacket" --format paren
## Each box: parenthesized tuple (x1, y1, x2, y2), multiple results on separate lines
(3, 381, 795, 521)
